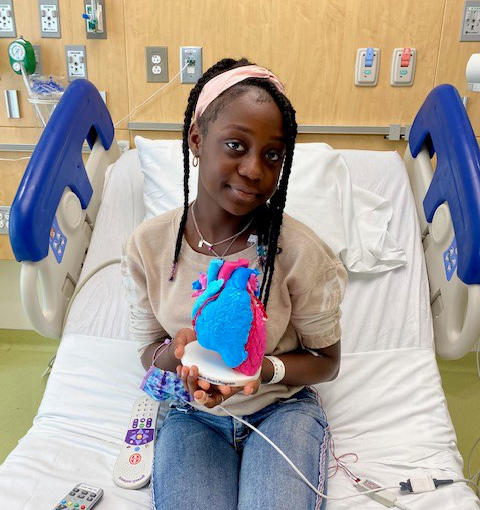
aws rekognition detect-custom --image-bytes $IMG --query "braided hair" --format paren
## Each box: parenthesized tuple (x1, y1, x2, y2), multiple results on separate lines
(169, 58, 298, 309)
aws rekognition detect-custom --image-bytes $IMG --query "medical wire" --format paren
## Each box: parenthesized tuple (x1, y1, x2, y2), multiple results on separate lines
(217, 401, 400, 502)
(3, 63, 188, 162)
(113, 63, 188, 128)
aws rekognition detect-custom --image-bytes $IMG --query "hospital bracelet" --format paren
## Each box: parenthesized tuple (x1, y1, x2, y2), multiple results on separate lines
(264, 355, 286, 385)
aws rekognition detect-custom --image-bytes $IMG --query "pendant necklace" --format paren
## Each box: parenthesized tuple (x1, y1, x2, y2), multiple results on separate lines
(191, 201, 254, 258)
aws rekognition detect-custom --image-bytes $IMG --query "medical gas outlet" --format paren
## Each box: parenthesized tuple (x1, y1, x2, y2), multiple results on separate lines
(83, 0, 106, 39)
(391, 48, 416, 86)
(355, 48, 380, 86)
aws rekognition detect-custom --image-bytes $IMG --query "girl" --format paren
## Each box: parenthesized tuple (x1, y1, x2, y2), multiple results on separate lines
(122, 57, 347, 510)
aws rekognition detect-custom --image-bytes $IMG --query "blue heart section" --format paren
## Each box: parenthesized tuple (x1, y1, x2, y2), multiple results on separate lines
(193, 261, 255, 368)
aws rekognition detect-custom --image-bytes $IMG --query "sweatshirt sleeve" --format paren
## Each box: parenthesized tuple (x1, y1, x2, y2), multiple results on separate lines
(286, 225, 348, 349)
(121, 231, 168, 356)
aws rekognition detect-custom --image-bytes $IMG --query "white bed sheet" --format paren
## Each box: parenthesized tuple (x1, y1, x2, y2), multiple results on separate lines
(1, 145, 476, 509)
(1, 335, 477, 509)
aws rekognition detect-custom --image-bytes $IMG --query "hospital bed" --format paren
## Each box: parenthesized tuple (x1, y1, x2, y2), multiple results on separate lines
(1, 78, 479, 509)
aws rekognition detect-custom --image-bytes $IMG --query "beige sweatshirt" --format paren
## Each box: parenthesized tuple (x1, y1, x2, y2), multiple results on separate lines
(121, 207, 347, 416)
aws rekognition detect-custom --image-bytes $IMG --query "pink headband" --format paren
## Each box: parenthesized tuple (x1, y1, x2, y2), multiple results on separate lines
(193, 65, 286, 123)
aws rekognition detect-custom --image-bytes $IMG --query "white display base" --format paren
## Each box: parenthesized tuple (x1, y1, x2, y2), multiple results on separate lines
(181, 341, 261, 387)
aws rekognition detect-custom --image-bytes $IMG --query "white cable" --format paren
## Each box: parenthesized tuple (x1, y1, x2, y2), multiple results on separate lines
(113, 63, 188, 128)
(0, 156, 31, 161)
(217, 403, 399, 501)
(61, 258, 121, 333)
(467, 434, 480, 481)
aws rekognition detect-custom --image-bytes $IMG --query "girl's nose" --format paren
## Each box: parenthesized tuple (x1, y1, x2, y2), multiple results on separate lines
(238, 154, 263, 181)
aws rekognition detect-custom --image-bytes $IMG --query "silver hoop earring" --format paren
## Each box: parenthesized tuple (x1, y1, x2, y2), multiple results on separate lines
(192, 155, 199, 167)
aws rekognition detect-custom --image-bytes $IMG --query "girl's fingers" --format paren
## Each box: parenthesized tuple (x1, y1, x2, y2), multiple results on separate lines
(197, 379, 211, 391)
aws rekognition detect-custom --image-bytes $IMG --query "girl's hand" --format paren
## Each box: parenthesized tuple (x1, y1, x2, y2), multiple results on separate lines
(172, 327, 198, 360)
(173, 327, 261, 408)
(189, 376, 262, 409)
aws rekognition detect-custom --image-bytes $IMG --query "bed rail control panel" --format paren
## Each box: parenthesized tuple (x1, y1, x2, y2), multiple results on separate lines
(9, 78, 121, 338)
(405, 84, 480, 359)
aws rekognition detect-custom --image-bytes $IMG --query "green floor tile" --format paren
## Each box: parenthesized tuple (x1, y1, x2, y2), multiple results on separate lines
(0, 329, 59, 464)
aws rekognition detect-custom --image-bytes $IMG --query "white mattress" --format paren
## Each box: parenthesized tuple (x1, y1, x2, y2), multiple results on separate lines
(1, 146, 477, 509)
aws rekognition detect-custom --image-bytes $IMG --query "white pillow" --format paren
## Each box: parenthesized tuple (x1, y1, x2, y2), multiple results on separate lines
(135, 136, 198, 219)
(135, 136, 406, 273)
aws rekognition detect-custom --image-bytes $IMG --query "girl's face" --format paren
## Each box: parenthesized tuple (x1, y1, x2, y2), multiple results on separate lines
(190, 88, 285, 217)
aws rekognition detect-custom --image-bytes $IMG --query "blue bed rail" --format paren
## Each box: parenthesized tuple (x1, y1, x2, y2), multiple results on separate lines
(409, 84, 480, 285)
(9, 79, 114, 263)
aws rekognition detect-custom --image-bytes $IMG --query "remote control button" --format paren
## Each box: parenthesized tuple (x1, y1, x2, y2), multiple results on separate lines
(62, 501, 67, 504)
(74, 504, 79, 508)
(90, 493, 96, 498)
(73, 488, 79, 492)
(81, 506, 86, 509)
(69, 492, 76, 496)
(78, 494, 84, 499)
(87, 497, 94, 501)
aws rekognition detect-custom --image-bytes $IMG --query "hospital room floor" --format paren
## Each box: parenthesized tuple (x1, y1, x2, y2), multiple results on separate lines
(0, 329, 479, 479)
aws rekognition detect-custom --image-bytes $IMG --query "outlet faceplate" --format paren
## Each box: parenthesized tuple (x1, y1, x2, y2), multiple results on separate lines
(38, 0, 61, 38)
(461, 0, 480, 41)
(66, 45, 87, 82)
(146, 46, 168, 83)
(0, 0, 16, 38)
(180, 46, 202, 84)
(0, 206, 11, 235)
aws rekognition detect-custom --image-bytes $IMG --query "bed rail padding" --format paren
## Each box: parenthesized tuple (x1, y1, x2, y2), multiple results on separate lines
(409, 84, 480, 285)
(9, 79, 115, 263)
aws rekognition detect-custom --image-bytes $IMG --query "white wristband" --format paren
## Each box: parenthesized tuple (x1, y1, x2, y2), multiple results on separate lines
(265, 355, 285, 385)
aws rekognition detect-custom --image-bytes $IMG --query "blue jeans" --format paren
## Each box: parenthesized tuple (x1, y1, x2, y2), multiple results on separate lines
(152, 387, 329, 510)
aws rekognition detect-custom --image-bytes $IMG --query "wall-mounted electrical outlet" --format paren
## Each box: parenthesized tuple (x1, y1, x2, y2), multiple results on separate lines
(32, 45, 42, 77)
(146, 46, 168, 83)
(461, 0, 480, 41)
(65, 45, 87, 82)
(0, 0, 16, 38)
(0, 206, 11, 235)
(38, 0, 61, 38)
(180, 46, 202, 84)
(83, 0, 107, 39)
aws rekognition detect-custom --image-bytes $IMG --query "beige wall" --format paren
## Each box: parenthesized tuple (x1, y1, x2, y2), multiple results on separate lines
(1, 0, 480, 326)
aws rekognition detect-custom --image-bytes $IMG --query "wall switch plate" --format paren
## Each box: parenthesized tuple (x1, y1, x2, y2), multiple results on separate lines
(4, 90, 20, 118)
(38, 0, 61, 38)
(0, 206, 11, 235)
(461, 1, 480, 41)
(32, 45, 42, 77)
(146, 46, 168, 82)
(391, 47, 416, 86)
(355, 47, 380, 86)
(65, 45, 87, 82)
(180, 46, 202, 84)
(84, 0, 107, 39)
(0, 0, 16, 38)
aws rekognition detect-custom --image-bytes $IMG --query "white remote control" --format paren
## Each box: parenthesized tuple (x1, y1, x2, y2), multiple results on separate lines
(113, 395, 160, 489)
(53, 483, 103, 510)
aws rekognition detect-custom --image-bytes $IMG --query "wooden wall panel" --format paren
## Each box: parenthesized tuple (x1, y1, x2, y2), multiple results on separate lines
(436, 0, 480, 134)
(0, 0, 130, 128)
(124, 0, 444, 127)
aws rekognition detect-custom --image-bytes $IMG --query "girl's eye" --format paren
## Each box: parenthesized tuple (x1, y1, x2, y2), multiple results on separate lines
(226, 141, 245, 152)
(266, 151, 283, 163)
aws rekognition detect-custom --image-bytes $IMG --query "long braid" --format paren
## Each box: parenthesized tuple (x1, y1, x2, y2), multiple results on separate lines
(169, 58, 247, 280)
(170, 58, 298, 311)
